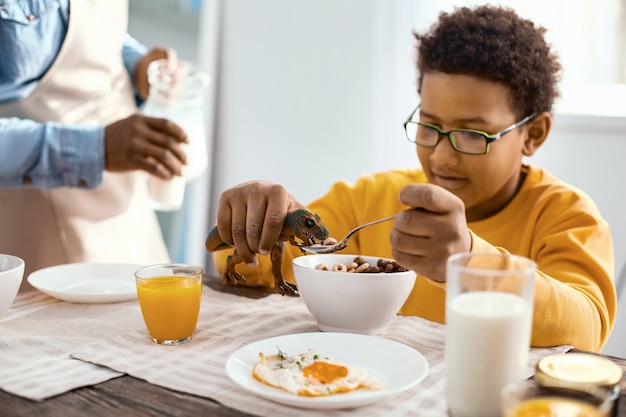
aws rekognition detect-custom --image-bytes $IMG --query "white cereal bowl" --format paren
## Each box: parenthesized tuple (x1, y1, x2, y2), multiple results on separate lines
(0, 254, 25, 318)
(292, 254, 416, 336)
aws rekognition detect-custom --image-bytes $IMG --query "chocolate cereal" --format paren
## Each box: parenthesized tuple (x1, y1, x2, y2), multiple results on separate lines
(315, 256, 408, 273)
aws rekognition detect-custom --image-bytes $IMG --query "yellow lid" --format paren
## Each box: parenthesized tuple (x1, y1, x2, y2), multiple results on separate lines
(536, 353, 623, 388)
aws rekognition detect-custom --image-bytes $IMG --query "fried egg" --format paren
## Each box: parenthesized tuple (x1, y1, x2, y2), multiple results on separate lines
(252, 348, 383, 397)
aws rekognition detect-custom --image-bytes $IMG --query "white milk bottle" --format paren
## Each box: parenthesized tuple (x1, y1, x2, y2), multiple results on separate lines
(142, 59, 210, 211)
(444, 252, 535, 417)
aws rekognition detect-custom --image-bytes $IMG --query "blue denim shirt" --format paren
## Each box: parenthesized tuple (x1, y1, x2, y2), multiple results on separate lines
(0, 0, 147, 189)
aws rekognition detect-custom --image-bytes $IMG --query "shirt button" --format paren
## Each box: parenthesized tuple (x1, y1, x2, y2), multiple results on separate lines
(78, 180, 87, 188)
(23, 177, 32, 185)
(27, 14, 35, 21)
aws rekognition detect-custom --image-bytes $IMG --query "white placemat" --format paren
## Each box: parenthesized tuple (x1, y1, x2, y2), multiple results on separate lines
(68, 285, 571, 417)
(0, 290, 132, 401)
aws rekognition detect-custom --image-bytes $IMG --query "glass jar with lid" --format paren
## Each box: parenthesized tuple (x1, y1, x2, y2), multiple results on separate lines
(535, 353, 623, 417)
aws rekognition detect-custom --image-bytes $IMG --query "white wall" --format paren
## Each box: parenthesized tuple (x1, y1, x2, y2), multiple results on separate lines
(208, 0, 421, 208)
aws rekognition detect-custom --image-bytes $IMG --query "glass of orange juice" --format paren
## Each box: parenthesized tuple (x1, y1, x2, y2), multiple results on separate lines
(135, 263, 203, 345)
(501, 379, 616, 417)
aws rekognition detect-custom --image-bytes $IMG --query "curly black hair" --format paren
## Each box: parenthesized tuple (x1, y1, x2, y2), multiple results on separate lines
(415, 5, 562, 117)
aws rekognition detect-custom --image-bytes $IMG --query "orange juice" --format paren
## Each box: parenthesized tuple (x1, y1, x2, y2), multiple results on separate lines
(136, 275, 202, 343)
(505, 397, 604, 417)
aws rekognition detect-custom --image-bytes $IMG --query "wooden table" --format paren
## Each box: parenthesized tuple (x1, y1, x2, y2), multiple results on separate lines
(1, 278, 625, 417)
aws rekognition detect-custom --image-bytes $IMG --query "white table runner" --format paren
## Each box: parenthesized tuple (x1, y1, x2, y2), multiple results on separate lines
(0, 290, 130, 400)
(1, 283, 569, 416)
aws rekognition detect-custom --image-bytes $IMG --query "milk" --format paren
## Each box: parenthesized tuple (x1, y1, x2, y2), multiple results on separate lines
(148, 176, 186, 211)
(146, 116, 206, 211)
(445, 291, 532, 417)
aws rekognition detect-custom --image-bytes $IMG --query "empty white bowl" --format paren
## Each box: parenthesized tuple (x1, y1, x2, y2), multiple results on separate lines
(292, 254, 416, 335)
(0, 254, 25, 318)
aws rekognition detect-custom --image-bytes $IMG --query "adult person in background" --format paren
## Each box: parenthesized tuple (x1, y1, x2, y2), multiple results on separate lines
(0, 1, 187, 281)
(210, 5, 616, 352)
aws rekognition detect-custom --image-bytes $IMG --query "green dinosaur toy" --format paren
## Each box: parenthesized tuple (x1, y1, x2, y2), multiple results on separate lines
(205, 209, 329, 296)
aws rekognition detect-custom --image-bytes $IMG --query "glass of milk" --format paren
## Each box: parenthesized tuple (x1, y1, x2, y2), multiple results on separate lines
(444, 252, 535, 417)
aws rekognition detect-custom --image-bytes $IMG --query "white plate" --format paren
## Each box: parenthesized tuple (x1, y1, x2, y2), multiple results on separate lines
(225, 332, 428, 409)
(27, 262, 145, 304)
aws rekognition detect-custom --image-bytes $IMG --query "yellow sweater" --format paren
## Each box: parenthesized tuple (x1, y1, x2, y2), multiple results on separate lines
(213, 165, 616, 351)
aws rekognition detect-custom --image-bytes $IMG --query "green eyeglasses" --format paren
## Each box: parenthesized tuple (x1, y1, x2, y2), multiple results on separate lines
(403, 106, 537, 155)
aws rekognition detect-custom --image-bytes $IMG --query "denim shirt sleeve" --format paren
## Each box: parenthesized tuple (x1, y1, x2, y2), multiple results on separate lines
(0, 118, 104, 189)
(122, 33, 148, 107)
(0, 0, 69, 102)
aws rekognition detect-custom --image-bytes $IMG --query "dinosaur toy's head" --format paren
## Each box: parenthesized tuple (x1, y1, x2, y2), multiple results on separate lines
(285, 209, 329, 246)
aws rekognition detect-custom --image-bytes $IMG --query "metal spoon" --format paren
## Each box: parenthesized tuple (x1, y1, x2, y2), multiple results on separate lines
(296, 215, 396, 254)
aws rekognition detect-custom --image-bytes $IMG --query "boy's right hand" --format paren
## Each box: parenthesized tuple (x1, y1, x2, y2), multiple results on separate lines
(392, 183, 471, 282)
(216, 180, 308, 266)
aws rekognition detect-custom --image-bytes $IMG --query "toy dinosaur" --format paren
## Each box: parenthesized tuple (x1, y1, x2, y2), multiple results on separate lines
(205, 209, 329, 296)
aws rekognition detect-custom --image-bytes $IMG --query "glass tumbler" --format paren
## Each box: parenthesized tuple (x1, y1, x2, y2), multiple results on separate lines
(135, 263, 203, 345)
(445, 252, 536, 417)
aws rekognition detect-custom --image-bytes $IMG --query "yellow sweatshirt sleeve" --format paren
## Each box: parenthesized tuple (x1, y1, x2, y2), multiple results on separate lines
(469, 167, 616, 352)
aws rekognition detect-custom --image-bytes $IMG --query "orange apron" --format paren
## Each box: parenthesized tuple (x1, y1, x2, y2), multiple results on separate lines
(0, 0, 170, 282)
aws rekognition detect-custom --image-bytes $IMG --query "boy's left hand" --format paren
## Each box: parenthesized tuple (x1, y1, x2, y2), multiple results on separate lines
(391, 183, 471, 282)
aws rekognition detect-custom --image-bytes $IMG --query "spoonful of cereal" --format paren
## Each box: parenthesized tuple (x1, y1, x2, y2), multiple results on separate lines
(296, 215, 396, 254)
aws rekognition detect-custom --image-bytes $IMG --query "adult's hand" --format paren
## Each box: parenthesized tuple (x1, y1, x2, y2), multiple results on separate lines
(134, 46, 177, 100)
(391, 183, 471, 282)
(216, 180, 308, 266)
(104, 113, 188, 179)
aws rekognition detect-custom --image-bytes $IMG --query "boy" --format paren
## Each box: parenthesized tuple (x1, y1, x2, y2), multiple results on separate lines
(211, 5, 615, 352)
